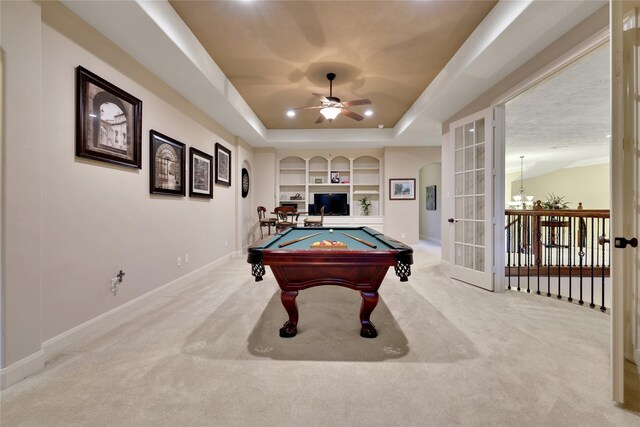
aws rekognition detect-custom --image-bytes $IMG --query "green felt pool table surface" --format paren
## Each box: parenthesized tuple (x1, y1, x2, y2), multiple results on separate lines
(262, 227, 392, 250)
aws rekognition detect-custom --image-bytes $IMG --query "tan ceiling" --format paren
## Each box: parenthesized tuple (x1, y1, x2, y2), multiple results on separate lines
(169, 0, 497, 130)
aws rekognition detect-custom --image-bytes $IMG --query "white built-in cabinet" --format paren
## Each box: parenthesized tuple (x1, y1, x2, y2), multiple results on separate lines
(277, 155, 383, 229)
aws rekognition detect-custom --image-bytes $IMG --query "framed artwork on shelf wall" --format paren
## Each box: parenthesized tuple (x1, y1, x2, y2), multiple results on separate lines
(426, 185, 437, 210)
(215, 143, 231, 187)
(149, 130, 185, 196)
(330, 171, 340, 183)
(389, 178, 416, 200)
(75, 66, 143, 168)
(189, 147, 213, 198)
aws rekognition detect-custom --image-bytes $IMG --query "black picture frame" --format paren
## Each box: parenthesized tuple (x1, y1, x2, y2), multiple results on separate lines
(215, 143, 231, 186)
(426, 185, 437, 210)
(241, 168, 250, 198)
(389, 178, 416, 200)
(149, 130, 185, 196)
(75, 66, 142, 169)
(330, 171, 340, 183)
(189, 147, 213, 198)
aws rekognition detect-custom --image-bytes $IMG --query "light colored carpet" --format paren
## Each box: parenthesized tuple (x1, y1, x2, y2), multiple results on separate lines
(1, 242, 639, 426)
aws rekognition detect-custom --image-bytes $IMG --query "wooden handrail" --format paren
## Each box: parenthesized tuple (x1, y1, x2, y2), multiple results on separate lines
(505, 209, 609, 219)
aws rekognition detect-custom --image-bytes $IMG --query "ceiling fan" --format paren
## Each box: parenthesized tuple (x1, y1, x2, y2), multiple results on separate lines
(290, 73, 372, 124)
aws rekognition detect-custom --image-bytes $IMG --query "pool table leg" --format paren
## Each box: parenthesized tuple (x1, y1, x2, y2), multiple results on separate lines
(359, 291, 379, 338)
(279, 290, 299, 338)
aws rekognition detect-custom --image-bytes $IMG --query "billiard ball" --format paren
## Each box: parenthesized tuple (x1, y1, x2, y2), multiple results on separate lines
(329, 229, 333, 233)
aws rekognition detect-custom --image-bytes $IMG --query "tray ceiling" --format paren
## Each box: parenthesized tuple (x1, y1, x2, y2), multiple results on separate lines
(169, 0, 497, 130)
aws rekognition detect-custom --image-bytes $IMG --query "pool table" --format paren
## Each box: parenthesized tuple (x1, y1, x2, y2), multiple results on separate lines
(247, 226, 413, 338)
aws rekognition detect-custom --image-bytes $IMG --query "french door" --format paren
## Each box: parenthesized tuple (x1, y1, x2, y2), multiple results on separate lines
(448, 108, 497, 291)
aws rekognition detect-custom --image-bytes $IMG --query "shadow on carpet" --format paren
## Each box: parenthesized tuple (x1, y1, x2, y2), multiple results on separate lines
(183, 283, 478, 363)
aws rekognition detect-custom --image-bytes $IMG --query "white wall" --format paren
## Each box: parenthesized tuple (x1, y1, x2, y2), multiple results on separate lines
(1, 0, 44, 373)
(419, 163, 442, 242)
(251, 148, 276, 243)
(384, 146, 441, 245)
(510, 163, 610, 209)
(1, 1, 251, 384)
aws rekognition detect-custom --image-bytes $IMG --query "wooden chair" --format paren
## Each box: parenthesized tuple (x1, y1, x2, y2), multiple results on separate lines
(257, 206, 277, 239)
(274, 206, 298, 232)
(304, 206, 324, 227)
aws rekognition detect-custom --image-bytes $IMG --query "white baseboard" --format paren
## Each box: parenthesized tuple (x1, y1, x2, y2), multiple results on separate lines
(0, 349, 45, 390)
(1, 252, 233, 390)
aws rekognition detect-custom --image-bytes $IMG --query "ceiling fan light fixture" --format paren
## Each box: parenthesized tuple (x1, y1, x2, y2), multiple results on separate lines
(364, 110, 373, 116)
(286, 110, 295, 117)
(320, 107, 341, 122)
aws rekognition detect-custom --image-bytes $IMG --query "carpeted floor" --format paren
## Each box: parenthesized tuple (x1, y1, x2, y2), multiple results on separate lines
(1, 242, 639, 426)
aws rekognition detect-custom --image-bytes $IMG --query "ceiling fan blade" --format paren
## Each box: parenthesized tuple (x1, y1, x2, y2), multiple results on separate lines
(291, 105, 323, 111)
(341, 99, 371, 107)
(312, 93, 329, 102)
(341, 109, 363, 121)
(315, 114, 325, 124)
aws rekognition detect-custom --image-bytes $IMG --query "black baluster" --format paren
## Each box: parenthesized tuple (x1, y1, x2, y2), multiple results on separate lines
(507, 214, 511, 290)
(536, 214, 542, 295)
(600, 217, 606, 312)
(525, 215, 531, 293)
(517, 214, 521, 291)
(568, 216, 573, 302)
(557, 214, 562, 299)
(546, 214, 551, 297)
(590, 217, 595, 308)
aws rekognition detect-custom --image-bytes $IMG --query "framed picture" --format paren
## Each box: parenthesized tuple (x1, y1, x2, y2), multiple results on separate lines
(189, 147, 213, 198)
(330, 171, 340, 183)
(389, 178, 416, 200)
(75, 66, 142, 168)
(314, 178, 323, 184)
(215, 143, 231, 186)
(426, 185, 437, 210)
(149, 130, 185, 196)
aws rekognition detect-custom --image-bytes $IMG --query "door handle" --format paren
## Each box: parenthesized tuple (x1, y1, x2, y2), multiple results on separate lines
(448, 218, 456, 223)
(614, 237, 638, 249)
(597, 236, 609, 246)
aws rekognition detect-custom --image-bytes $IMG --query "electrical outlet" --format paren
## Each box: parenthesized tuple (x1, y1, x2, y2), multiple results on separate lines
(177, 256, 182, 266)
(185, 254, 189, 263)
(401, 233, 406, 238)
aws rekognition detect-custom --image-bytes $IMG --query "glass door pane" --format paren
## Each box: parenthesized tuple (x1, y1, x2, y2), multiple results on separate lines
(453, 118, 486, 273)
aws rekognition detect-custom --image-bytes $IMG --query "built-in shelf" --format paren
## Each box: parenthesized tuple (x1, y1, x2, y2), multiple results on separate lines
(277, 154, 382, 216)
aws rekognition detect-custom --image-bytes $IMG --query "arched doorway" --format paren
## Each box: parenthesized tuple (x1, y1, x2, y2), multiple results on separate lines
(418, 163, 442, 244)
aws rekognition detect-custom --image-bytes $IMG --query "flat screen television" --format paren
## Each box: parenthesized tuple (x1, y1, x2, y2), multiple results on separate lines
(313, 193, 349, 216)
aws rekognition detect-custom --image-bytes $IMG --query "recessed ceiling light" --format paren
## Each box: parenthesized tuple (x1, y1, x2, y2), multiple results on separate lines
(364, 110, 373, 117)
(286, 110, 295, 118)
